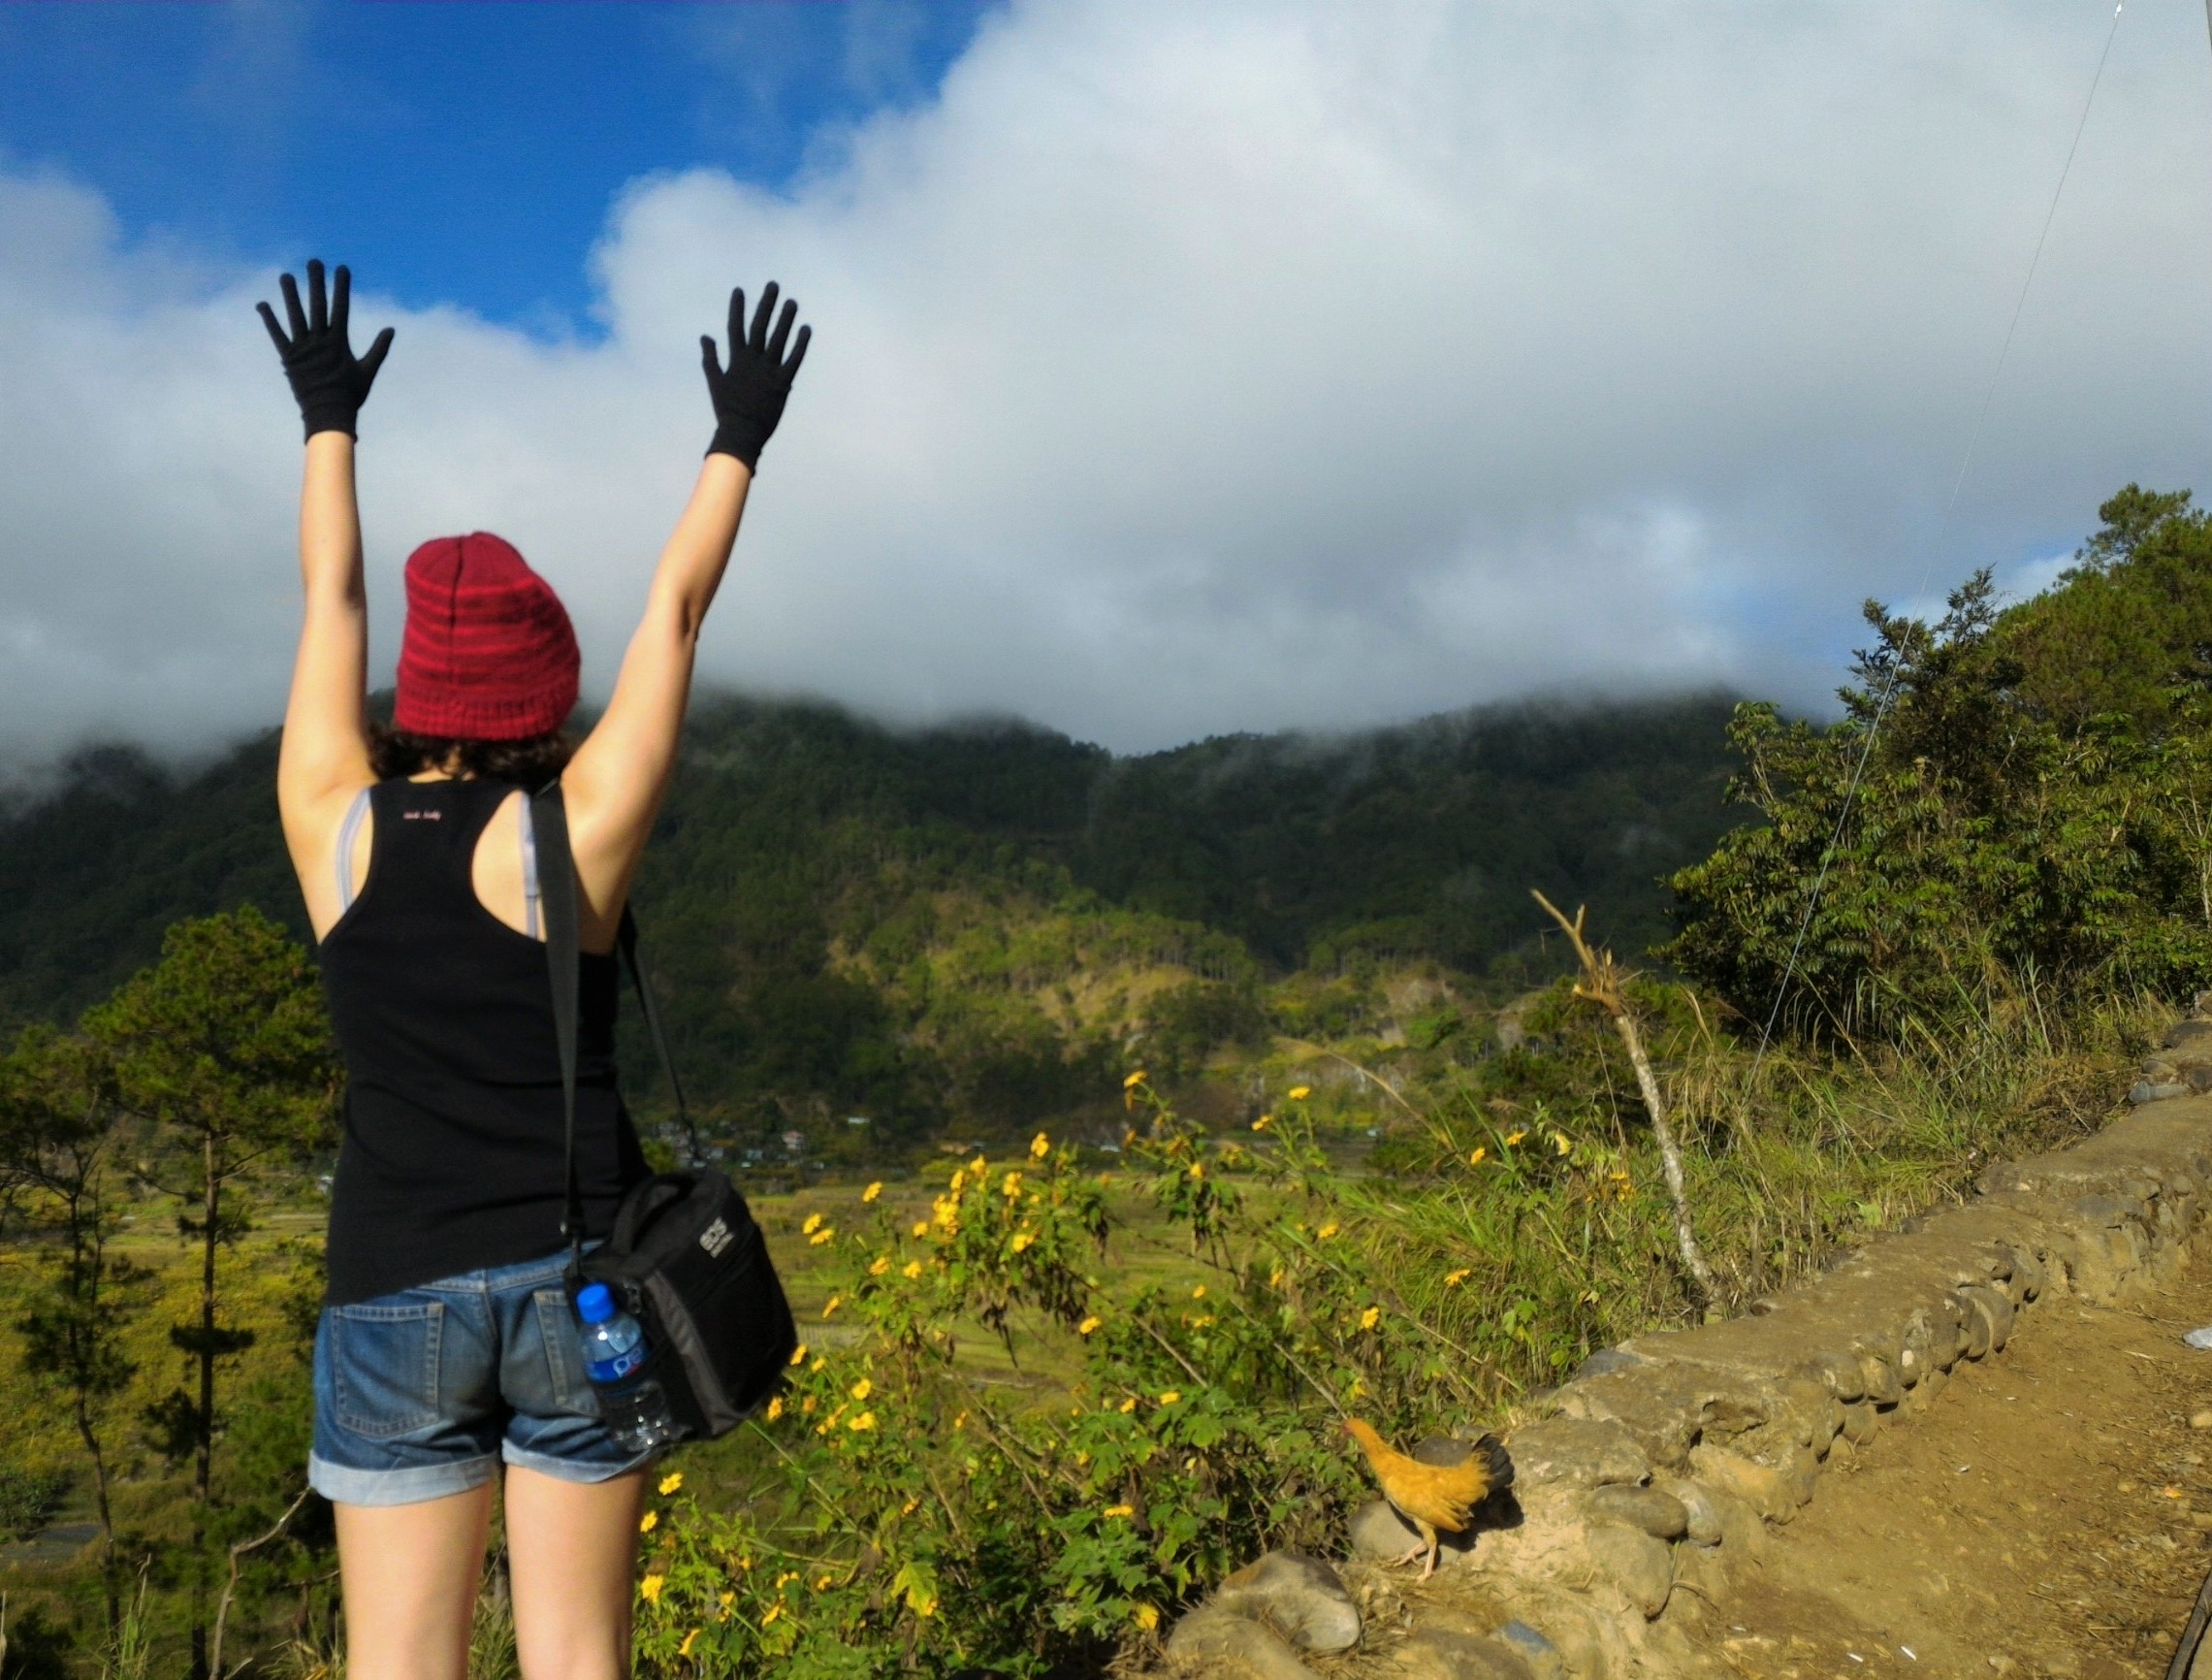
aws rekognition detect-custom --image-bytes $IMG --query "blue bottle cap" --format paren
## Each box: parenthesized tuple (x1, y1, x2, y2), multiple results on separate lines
(575, 1282, 616, 1324)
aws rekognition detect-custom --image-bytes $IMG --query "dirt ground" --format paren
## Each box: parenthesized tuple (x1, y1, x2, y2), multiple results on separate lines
(1706, 1255, 2212, 1679)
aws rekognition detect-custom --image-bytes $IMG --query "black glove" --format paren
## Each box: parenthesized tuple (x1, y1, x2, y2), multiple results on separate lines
(256, 260, 395, 441)
(701, 281, 811, 468)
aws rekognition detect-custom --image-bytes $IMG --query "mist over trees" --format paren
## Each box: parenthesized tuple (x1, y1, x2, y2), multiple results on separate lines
(0, 693, 1747, 1150)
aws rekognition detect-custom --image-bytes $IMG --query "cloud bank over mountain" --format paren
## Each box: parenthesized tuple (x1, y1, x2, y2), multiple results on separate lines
(4, 0, 2212, 762)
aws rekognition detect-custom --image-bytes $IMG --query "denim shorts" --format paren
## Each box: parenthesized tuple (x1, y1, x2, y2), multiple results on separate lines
(309, 1246, 652, 1506)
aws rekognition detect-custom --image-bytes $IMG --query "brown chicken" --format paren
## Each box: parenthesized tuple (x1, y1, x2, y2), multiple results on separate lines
(1344, 1419, 1514, 1579)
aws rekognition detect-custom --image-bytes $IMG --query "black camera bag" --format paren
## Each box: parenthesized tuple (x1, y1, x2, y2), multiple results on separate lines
(532, 784, 796, 1439)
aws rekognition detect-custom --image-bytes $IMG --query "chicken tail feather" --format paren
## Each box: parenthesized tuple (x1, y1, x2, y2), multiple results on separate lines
(1473, 1432, 1514, 1494)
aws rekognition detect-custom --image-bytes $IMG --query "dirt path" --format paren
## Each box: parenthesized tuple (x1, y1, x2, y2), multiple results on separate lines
(1708, 1252, 2212, 1680)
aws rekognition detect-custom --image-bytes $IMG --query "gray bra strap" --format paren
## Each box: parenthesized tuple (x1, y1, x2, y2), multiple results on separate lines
(335, 787, 372, 913)
(519, 790, 542, 940)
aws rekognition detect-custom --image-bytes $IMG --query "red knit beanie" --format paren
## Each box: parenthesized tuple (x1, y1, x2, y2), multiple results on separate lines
(394, 533, 580, 740)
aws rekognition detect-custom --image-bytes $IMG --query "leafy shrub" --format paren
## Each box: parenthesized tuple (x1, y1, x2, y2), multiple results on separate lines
(631, 1085, 1563, 1677)
(0, 1465, 70, 1541)
(1666, 499, 2212, 1042)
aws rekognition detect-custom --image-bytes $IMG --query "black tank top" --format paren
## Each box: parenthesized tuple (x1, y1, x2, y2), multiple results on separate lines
(317, 778, 647, 1306)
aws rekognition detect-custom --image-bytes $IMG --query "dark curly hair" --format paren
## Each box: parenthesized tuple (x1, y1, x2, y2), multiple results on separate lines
(369, 723, 574, 787)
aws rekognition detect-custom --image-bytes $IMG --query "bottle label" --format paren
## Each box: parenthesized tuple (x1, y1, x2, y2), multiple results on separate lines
(588, 1343, 647, 1385)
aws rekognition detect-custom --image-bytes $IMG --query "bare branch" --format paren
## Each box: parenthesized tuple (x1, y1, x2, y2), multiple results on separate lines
(210, 1485, 310, 1678)
(1530, 891, 1719, 1304)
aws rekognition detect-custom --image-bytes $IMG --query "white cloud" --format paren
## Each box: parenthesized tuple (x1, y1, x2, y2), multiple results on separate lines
(5, 0, 2212, 764)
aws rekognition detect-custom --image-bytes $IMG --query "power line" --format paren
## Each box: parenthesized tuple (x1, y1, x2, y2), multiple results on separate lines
(1744, 1, 2125, 1088)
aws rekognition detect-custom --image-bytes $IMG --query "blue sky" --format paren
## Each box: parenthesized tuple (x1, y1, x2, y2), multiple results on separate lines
(0, 0, 996, 330)
(5, 3, 2212, 762)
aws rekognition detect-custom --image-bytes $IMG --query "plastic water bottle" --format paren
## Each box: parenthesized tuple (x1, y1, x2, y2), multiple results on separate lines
(574, 1282, 681, 1452)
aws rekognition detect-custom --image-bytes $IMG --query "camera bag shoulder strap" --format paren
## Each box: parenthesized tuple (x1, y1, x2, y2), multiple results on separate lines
(616, 906, 700, 1165)
(531, 782, 587, 1269)
(529, 782, 698, 1272)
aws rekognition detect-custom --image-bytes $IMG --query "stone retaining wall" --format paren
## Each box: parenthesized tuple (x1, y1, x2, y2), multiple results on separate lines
(1162, 1010, 2212, 1680)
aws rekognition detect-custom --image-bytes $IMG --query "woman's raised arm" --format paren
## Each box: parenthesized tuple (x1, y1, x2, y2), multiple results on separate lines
(563, 283, 810, 929)
(258, 261, 395, 920)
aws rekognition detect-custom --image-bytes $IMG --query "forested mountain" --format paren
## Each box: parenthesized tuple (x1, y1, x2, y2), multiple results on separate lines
(0, 690, 1747, 1148)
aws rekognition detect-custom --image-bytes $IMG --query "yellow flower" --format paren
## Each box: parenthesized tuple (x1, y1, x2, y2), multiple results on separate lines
(1133, 1603, 1160, 1632)
(1553, 1131, 1571, 1156)
(811, 1355, 826, 1373)
(869, 1255, 890, 1276)
(849, 1411, 877, 1431)
(1104, 1503, 1135, 1518)
(1444, 1268, 1472, 1288)
(850, 1377, 873, 1401)
(802, 1212, 824, 1235)
(1189, 1162, 1204, 1180)
(862, 1180, 882, 1202)
(1504, 1130, 1524, 1147)
(1118, 1397, 1138, 1413)
(1078, 1315, 1102, 1336)
(1157, 1390, 1182, 1405)
(640, 1574, 665, 1606)
(1316, 1221, 1339, 1241)
(969, 1155, 987, 1177)
(1288, 1084, 1311, 1100)
(1001, 1171, 1023, 1198)
(822, 1295, 843, 1318)
(1123, 1070, 1148, 1089)
(913, 1220, 932, 1238)
(951, 1409, 968, 1431)
(1251, 1115, 1272, 1131)
(639, 1509, 659, 1534)
(1191, 1284, 1206, 1300)
(903, 1259, 924, 1279)
(766, 1396, 785, 1420)
(679, 1629, 700, 1658)
(817, 1573, 834, 1590)
(1030, 1131, 1052, 1159)
(761, 1604, 781, 1627)
(658, 1471, 684, 1496)
(789, 1342, 809, 1366)
(1468, 1147, 1488, 1165)
(1267, 1266, 1284, 1288)
(948, 1166, 967, 1192)
(809, 1228, 837, 1246)
(1359, 1307, 1381, 1331)
(1010, 1231, 1036, 1252)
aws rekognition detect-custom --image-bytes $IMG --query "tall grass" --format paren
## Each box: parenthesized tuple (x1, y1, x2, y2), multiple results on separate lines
(272, 1556, 521, 1680)
(1337, 973, 2162, 1404)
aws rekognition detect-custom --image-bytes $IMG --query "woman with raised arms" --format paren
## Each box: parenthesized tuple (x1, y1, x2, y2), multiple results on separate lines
(258, 258, 809, 1680)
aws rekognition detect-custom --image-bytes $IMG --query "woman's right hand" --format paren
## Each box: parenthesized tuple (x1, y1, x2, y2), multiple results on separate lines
(257, 260, 396, 441)
(701, 281, 811, 468)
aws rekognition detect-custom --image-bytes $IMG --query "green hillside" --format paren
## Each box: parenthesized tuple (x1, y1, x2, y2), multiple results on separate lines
(13, 489, 2212, 1680)
(0, 691, 1747, 1147)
